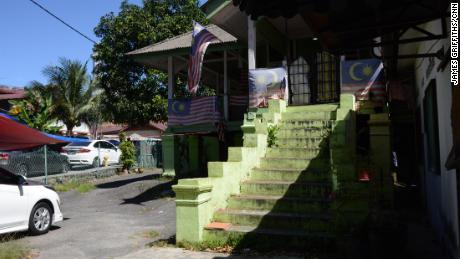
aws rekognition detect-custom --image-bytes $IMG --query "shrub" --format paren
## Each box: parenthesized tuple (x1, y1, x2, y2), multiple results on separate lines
(119, 140, 136, 170)
(267, 124, 279, 148)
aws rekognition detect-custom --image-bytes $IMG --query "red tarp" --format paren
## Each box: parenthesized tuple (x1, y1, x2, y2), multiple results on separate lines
(0, 114, 66, 151)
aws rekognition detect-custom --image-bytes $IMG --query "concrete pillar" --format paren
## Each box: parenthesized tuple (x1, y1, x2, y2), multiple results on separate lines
(368, 113, 393, 206)
(223, 50, 229, 120)
(173, 180, 212, 243)
(188, 135, 200, 176)
(248, 17, 256, 70)
(162, 134, 177, 177)
(168, 56, 174, 99)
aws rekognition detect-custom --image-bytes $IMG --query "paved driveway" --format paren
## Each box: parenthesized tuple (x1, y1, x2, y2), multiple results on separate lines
(21, 171, 176, 259)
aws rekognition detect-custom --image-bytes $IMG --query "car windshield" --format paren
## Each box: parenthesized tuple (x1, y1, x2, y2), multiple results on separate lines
(67, 142, 91, 147)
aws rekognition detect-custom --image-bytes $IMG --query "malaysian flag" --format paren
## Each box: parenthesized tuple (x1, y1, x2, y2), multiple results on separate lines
(248, 67, 288, 108)
(229, 69, 249, 107)
(341, 59, 385, 101)
(188, 21, 219, 94)
(168, 97, 222, 126)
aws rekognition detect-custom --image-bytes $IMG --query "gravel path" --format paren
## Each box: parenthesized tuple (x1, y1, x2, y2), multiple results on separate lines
(20, 171, 176, 259)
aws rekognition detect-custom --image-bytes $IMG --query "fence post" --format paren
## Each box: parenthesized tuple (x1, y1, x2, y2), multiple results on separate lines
(97, 145, 101, 168)
(44, 145, 48, 185)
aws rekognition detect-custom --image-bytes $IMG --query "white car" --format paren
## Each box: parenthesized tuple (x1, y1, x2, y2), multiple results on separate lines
(61, 140, 121, 167)
(0, 167, 63, 235)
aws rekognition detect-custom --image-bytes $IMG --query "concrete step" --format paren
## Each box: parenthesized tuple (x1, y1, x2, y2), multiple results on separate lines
(265, 147, 327, 159)
(276, 137, 328, 149)
(213, 209, 334, 232)
(250, 168, 330, 182)
(259, 157, 330, 171)
(277, 128, 330, 138)
(204, 224, 336, 251)
(282, 111, 336, 121)
(228, 194, 332, 214)
(279, 120, 333, 129)
(241, 180, 332, 198)
(286, 104, 339, 113)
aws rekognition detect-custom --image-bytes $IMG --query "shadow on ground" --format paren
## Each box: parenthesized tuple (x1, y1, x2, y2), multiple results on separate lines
(96, 174, 160, 189)
(121, 180, 176, 205)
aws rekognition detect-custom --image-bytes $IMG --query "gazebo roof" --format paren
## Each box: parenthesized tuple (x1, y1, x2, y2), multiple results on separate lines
(126, 24, 241, 87)
(126, 24, 238, 58)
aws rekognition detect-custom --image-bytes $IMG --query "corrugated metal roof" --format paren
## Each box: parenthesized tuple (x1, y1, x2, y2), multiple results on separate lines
(0, 93, 25, 100)
(126, 24, 237, 56)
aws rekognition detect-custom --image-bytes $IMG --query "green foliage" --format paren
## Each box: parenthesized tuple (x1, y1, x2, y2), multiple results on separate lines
(40, 58, 103, 136)
(119, 140, 136, 170)
(119, 132, 127, 142)
(53, 181, 95, 193)
(9, 86, 60, 134)
(267, 124, 279, 147)
(93, 0, 207, 125)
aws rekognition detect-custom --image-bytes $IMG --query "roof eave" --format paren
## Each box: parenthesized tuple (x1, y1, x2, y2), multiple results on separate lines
(201, 0, 232, 19)
(127, 41, 243, 63)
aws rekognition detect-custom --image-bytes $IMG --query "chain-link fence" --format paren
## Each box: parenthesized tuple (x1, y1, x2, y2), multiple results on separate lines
(135, 139, 162, 169)
(0, 146, 69, 178)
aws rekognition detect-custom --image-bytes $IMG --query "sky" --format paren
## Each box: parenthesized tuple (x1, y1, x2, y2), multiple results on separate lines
(0, 0, 156, 88)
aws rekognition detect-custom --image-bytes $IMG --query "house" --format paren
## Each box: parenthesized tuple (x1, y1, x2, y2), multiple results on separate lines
(0, 85, 25, 112)
(127, 24, 246, 177)
(97, 121, 166, 140)
(129, 0, 455, 256)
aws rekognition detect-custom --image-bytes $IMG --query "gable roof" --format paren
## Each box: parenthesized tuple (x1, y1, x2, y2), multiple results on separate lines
(0, 86, 25, 100)
(126, 24, 237, 56)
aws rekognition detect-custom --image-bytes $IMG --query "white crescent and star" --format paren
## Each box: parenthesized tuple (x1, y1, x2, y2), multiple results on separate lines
(349, 62, 363, 81)
(267, 70, 279, 88)
(171, 101, 185, 114)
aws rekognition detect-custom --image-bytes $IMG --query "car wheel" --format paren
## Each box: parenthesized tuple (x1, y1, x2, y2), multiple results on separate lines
(92, 157, 100, 168)
(17, 164, 28, 177)
(62, 162, 70, 173)
(29, 202, 52, 235)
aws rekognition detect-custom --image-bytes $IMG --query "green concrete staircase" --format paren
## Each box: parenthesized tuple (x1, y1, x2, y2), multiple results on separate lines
(204, 104, 339, 250)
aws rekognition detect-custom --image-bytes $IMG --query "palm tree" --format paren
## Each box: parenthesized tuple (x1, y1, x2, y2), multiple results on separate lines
(42, 58, 103, 136)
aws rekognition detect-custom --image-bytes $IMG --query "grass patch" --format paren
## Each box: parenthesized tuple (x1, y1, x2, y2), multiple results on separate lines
(0, 235, 31, 259)
(147, 235, 176, 248)
(53, 182, 95, 193)
(142, 230, 159, 239)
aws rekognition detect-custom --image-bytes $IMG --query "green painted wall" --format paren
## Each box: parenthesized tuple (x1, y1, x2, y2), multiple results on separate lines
(162, 134, 177, 177)
(203, 136, 220, 162)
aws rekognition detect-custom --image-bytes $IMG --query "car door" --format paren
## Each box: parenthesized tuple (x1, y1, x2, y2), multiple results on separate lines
(94, 141, 108, 165)
(101, 142, 117, 164)
(0, 170, 28, 231)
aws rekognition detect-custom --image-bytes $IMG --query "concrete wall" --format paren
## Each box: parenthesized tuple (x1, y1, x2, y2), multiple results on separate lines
(413, 18, 458, 256)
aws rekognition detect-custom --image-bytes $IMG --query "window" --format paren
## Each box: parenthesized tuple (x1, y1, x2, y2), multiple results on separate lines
(100, 142, 114, 149)
(68, 142, 91, 147)
(0, 168, 18, 185)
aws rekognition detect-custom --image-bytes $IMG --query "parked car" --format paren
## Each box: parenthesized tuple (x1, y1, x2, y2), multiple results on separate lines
(107, 139, 120, 147)
(0, 147, 70, 177)
(0, 167, 63, 235)
(61, 140, 121, 167)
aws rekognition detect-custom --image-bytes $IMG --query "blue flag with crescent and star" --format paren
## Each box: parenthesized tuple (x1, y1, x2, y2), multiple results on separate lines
(341, 59, 385, 101)
(248, 67, 288, 108)
(168, 97, 222, 125)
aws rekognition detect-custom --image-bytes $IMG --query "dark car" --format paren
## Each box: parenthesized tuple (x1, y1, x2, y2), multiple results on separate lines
(0, 146, 70, 177)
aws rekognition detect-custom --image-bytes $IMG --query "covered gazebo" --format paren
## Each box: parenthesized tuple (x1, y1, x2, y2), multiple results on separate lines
(127, 24, 248, 177)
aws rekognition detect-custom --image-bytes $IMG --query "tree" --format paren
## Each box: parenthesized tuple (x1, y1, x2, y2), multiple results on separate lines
(41, 58, 103, 136)
(9, 86, 61, 134)
(93, 0, 206, 125)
